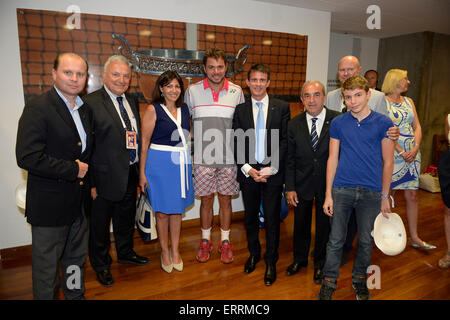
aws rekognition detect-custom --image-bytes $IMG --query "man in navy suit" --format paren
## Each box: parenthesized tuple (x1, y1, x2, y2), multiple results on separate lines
(233, 64, 290, 286)
(83, 55, 148, 287)
(16, 52, 92, 299)
(285, 81, 340, 284)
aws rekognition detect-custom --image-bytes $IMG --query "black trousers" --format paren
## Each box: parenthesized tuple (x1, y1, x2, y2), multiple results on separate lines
(241, 180, 282, 265)
(343, 210, 357, 254)
(31, 211, 88, 300)
(89, 165, 138, 273)
(438, 149, 450, 208)
(292, 196, 330, 268)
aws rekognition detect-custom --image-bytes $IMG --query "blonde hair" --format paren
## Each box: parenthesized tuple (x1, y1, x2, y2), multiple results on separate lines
(381, 69, 408, 95)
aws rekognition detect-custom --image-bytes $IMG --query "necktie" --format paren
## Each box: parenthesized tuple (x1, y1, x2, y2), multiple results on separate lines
(311, 117, 318, 152)
(117, 96, 136, 163)
(255, 102, 265, 163)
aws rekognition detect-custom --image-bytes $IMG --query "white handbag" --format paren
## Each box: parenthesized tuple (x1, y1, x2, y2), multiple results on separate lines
(135, 190, 157, 240)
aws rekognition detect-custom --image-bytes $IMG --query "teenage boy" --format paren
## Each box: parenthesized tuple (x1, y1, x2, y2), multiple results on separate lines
(318, 76, 394, 300)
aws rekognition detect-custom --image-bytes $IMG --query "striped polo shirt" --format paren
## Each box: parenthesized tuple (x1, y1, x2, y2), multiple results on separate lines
(185, 78, 245, 167)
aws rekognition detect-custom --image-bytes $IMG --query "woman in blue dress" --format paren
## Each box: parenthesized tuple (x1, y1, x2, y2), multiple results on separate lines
(139, 71, 194, 273)
(382, 69, 436, 250)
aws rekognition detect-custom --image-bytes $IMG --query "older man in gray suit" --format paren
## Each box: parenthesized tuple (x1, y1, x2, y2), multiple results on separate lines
(327, 56, 387, 115)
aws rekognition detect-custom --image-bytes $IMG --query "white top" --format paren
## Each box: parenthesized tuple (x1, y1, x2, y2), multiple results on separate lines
(104, 85, 138, 133)
(241, 94, 277, 178)
(250, 95, 269, 126)
(104, 85, 139, 163)
(306, 107, 326, 138)
(185, 78, 244, 167)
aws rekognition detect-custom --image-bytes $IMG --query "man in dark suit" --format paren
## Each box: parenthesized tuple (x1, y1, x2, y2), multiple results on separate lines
(83, 55, 148, 287)
(16, 53, 92, 299)
(233, 64, 290, 286)
(285, 81, 340, 284)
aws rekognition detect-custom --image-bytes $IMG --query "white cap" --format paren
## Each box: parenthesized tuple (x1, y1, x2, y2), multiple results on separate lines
(15, 182, 27, 209)
(372, 212, 406, 256)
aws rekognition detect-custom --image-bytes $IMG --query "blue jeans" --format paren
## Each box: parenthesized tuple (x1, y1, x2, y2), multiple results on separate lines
(322, 187, 381, 283)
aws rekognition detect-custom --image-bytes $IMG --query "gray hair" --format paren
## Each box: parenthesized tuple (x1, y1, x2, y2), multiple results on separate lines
(301, 80, 326, 97)
(103, 55, 131, 73)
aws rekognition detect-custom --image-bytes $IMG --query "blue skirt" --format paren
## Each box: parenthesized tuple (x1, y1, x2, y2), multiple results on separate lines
(145, 147, 194, 214)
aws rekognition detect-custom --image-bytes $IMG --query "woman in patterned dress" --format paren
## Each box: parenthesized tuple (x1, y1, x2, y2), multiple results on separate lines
(382, 69, 436, 250)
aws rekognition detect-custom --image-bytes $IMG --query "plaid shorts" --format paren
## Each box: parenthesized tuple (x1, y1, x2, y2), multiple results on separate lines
(193, 165, 240, 196)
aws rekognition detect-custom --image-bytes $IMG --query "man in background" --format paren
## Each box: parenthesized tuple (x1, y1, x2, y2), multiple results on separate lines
(364, 69, 380, 90)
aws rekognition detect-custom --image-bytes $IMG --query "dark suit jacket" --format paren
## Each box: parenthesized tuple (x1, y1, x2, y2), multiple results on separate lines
(83, 87, 140, 201)
(16, 87, 93, 226)
(233, 97, 290, 186)
(285, 107, 340, 200)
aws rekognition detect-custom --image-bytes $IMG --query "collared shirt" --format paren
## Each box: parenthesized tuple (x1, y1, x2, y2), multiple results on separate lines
(54, 86, 86, 152)
(241, 94, 277, 177)
(306, 107, 326, 138)
(203, 77, 230, 102)
(330, 111, 393, 192)
(185, 78, 244, 167)
(104, 85, 139, 164)
(251, 95, 269, 127)
(103, 85, 138, 133)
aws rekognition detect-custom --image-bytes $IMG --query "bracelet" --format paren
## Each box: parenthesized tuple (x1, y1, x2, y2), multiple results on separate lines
(398, 151, 404, 156)
(381, 193, 390, 198)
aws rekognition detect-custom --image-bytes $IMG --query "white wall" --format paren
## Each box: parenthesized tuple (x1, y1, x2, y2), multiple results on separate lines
(327, 32, 379, 93)
(0, 0, 331, 249)
(327, 33, 354, 92)
(359, 36, 380, 75)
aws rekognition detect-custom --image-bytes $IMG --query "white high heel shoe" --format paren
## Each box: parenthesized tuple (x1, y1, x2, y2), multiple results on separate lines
(410, 239, 437, 250)
(161, 254, 173, 273)
(171, 252, 183, 272)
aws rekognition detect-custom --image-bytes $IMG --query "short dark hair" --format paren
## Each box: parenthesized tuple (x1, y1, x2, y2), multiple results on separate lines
(202, 47, 227, 66)
(301, 80, 326, 97)
(364, 69, 378, 77)
(247, 63, 270, 80)
(151, 70, 184, 107)
(53, 52, 88, 71)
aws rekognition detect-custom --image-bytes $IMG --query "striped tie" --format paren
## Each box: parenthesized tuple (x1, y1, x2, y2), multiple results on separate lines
(311, 117, 318, 152)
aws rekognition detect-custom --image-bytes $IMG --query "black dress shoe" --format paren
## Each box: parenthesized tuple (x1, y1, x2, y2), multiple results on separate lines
(244, 255, 260, 274)
(118, 253, 149, 266)
(285, 262, 302, 276)
(96, 270, 114, 287)
(313, 268, 324, 284)
(264, 264, 276, 286)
